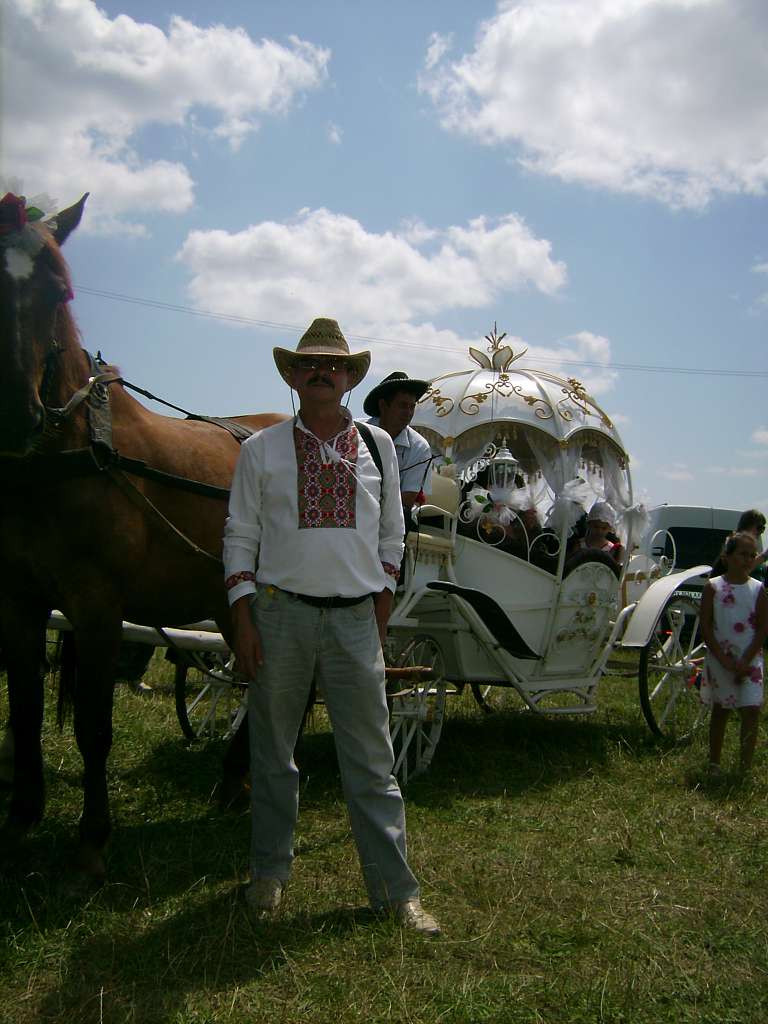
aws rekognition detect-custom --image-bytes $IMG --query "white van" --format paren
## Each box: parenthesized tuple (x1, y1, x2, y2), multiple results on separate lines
(623, 504, 742, 606)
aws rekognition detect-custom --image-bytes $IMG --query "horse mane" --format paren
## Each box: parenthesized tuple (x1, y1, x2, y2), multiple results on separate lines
(33, 227, 83, 355)
(39, 231, 119, 377)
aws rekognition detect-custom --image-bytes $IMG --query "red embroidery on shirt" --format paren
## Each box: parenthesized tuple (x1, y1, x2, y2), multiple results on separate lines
(382, 561, 400, 580)
(225, 570, 256, 591)
(295, 425, 357, 529)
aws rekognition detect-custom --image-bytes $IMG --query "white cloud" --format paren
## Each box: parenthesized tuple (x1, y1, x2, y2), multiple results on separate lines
(517, 331, 617, 396)
(174, 206, 623, 397)
(1, 1, 329, 229)
(752, 427, 768, 445)
(751, 262, 768, 307)
(659, 464, 694, 481)
(706, 466, 759, 477)
(177, 207, 567, 327)
(420, 0, 768, 208)
(399, 218, 440, 246)
(327, 122, 343, 145)
(424, 31, 452, 71)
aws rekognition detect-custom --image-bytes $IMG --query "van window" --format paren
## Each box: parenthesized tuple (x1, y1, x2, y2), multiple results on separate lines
(653, 527, 731, 570)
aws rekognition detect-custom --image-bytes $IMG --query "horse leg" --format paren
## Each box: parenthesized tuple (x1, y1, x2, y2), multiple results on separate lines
(70, 622, 122, 880)
(0, 604, 49, 846)
(219, 717, 250, 810)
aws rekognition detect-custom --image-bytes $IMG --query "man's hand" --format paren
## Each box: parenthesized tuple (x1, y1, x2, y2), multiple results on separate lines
(230, 595, 263, 680)
(373, 588, 394, 647)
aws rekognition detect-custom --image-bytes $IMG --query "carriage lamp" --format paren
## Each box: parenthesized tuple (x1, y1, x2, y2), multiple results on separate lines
(488, 438, 520, 491)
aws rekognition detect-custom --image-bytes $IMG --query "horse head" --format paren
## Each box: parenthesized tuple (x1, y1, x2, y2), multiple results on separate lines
(0, 192, 88, 455)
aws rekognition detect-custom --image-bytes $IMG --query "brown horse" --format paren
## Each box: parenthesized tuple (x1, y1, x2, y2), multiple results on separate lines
(0, 193, 283, 877)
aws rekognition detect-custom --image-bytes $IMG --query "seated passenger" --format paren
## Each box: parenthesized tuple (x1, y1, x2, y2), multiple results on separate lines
(575, 501, 624, 565)
(500, 506, 541, 556)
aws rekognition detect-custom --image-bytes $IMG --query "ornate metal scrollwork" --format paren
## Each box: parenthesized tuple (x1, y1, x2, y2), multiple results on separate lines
(422, 384, 454, 417)
(458, 376, 555, 420)
(556, 378, 614, 430)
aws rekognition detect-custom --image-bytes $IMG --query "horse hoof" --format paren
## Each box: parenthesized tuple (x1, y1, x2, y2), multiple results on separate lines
(0, 821, 30, 873)
(74, 845, 107, 884)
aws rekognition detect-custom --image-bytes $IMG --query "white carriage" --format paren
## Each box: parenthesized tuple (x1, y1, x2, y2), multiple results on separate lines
(385, 330, 709, 780)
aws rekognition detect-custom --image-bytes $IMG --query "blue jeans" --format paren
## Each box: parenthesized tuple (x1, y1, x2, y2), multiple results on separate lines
(247, 585, 419, 907)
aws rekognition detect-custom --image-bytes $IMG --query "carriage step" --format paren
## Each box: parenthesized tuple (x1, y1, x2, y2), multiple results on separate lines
(385, 666, 435, 679)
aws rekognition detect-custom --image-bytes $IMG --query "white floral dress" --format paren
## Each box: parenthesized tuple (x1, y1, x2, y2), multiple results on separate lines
(701, 576, 764, 709)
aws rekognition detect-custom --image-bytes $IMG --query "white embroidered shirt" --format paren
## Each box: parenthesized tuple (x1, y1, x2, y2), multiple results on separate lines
(223, 413, 404, 604)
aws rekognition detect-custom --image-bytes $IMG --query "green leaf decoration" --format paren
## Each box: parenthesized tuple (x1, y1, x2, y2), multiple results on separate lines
(25, 207, 45, 221)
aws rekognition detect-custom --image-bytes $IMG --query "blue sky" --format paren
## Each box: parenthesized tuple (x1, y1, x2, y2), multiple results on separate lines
(2, 0, 767, 516)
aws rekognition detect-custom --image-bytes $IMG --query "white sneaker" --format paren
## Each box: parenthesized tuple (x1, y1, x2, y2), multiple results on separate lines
(245, 877, 284, 918)
(391, 898, 441, 937)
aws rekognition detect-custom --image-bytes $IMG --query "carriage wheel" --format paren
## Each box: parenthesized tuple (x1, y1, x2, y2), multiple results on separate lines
(174, 651, 247, 742)
(389, 636, 448, 785)
(639, 594, 707, 741)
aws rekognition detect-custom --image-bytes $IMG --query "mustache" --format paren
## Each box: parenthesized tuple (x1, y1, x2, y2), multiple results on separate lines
(308, 375, 334, 387)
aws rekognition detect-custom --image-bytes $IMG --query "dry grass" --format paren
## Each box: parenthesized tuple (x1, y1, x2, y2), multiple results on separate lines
(1, 653, 768, 1023)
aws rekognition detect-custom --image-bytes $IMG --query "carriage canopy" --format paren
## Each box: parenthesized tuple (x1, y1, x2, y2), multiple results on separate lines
(411, 328, 644, 547)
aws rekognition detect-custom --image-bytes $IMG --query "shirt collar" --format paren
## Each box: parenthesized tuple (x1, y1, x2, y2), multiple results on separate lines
(295, 408, 353, 442)
(368, 416, 410, 448)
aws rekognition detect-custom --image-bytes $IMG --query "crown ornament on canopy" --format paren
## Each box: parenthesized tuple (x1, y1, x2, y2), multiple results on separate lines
(469, 322, 527, 372)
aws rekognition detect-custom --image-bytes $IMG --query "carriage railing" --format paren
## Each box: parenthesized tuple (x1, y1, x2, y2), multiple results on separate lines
(648, 528, 677, 574)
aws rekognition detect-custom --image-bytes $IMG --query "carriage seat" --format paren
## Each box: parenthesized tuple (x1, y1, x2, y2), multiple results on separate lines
(412, 473, 459, 529)
(406, 473, 460, 556)
(426, 581, 541, 660)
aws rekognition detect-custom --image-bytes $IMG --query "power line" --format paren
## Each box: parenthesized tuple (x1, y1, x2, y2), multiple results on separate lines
(75, 284, 768, 379)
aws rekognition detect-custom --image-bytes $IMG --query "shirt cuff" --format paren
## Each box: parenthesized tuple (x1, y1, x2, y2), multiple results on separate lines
(382, 561, 400, 594)
(225, 571, 257, 606)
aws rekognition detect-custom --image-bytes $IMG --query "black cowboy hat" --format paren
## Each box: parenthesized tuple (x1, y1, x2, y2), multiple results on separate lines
(363, 371, 430, 416)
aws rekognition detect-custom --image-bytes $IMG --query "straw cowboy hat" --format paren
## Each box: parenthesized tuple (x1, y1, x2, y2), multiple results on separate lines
(363, 371, 430, 417)
(273, 318, 370, 389)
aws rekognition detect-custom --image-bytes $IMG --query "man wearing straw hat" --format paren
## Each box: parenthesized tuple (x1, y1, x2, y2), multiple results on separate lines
(223, 317, 441, 935)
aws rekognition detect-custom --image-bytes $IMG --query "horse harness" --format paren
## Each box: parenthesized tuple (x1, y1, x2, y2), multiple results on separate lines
(5, 350, 257, 565)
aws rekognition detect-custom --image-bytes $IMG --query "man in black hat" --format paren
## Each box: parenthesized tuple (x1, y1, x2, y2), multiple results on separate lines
(363, 371, 433, 526)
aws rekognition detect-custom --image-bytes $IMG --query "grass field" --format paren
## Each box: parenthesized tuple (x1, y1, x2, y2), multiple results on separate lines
(1, 653, 767, 1024)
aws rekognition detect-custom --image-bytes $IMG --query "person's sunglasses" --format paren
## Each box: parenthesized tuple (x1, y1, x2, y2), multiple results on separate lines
(296, 358, 347, 372)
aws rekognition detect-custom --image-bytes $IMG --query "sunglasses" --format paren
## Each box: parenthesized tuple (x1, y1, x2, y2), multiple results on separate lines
(295, 358, 348, 373)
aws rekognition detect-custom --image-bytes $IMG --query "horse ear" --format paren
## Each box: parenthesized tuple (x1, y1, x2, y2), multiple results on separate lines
(51, 193, 89, 246)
